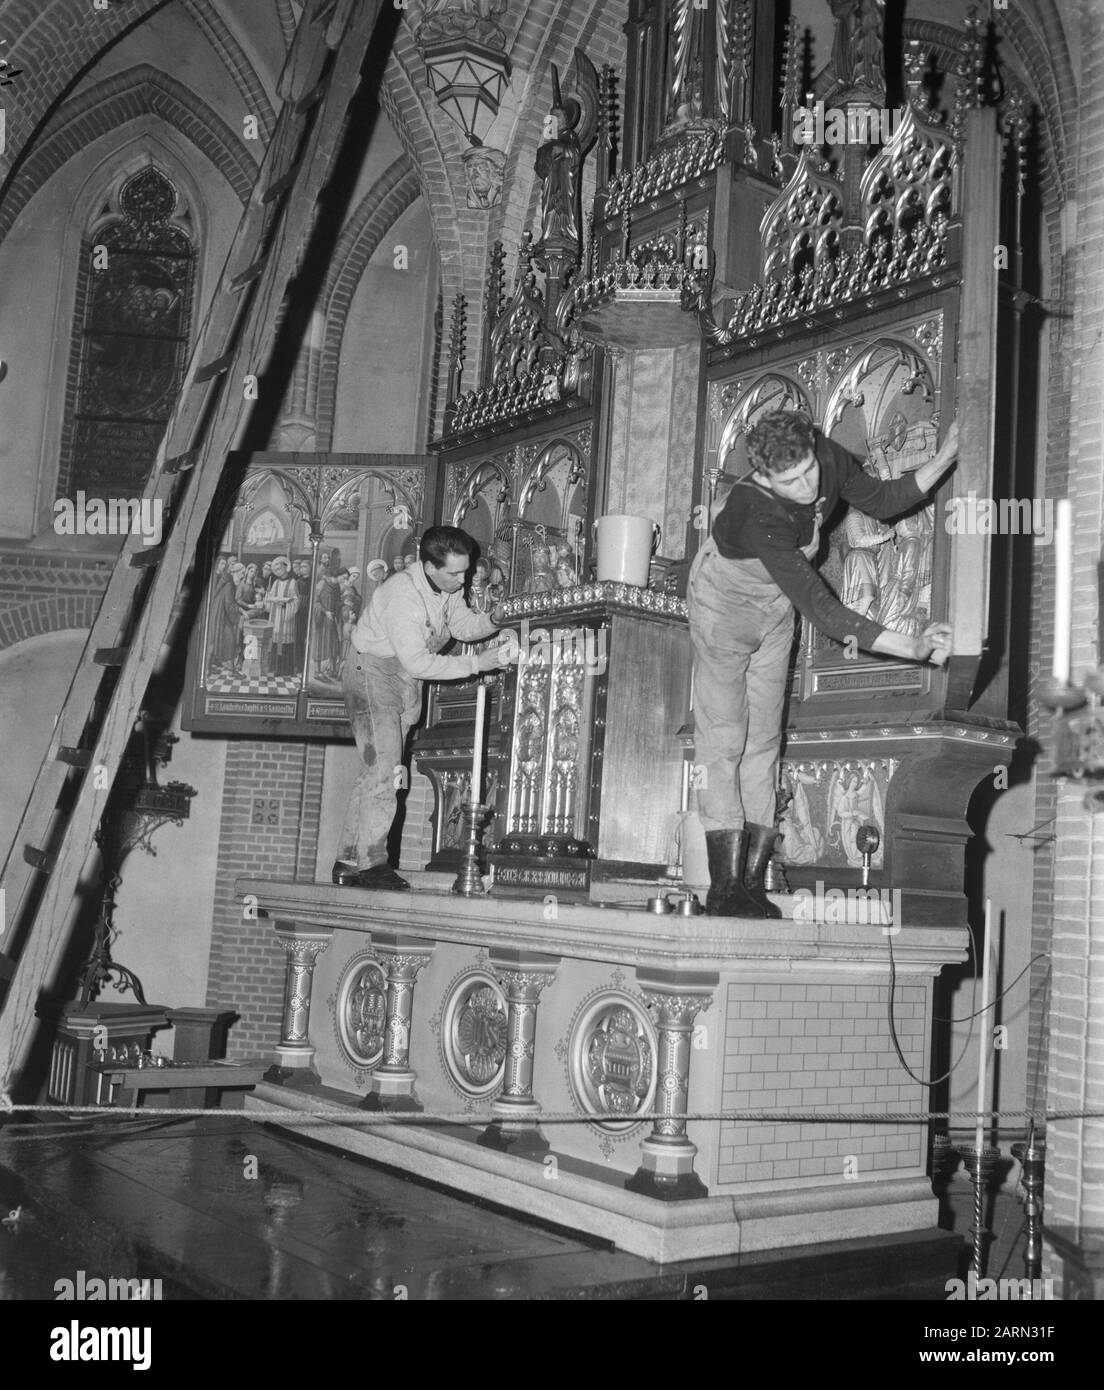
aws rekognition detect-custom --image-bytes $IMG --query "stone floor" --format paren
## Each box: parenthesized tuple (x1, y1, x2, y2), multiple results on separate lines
(0, 1112, 1029, 1302)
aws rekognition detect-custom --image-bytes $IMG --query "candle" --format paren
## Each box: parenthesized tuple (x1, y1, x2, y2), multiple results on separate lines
(975, 898, 993, 1158)
(471, 680, 487, 806)
(1053, 498, 1072, 685)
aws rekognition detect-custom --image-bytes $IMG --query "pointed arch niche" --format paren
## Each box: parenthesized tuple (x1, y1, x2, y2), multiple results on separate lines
(55, 161, 198, 500)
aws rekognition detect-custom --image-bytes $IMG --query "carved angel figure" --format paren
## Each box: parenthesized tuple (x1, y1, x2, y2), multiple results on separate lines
(535, 52, 599, 250)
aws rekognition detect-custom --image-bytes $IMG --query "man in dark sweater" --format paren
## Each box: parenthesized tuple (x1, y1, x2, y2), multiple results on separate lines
(688, 409, 958, 918)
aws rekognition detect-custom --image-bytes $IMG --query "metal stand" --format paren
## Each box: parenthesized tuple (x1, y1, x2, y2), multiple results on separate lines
(451, 803, 492, 896)
(1012, 1122, 1046, 1282)
(958, 1142, 1000, 1276)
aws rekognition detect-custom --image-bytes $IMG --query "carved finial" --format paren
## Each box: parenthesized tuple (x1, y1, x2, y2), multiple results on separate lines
(780, 16, 801, 111)
(484, 240, 506, 324)
(447, 292, 467, 402)
(598, 63, 618, 183)
(951, 9, 985, 144)
(516, 229, 534, 284)
(904, 39, 927, 113)
(1003, 84, 1028, 195)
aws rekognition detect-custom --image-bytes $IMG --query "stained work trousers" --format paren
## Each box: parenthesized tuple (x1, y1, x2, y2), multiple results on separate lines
(687, 538, 796, 832)
(339, 653, 422, 869)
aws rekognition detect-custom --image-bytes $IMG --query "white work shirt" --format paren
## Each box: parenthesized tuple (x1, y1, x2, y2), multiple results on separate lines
(349, 562, 497, 680)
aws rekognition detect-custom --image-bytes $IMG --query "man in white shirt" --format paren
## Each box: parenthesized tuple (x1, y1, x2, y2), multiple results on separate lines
(334, 525, 510, 890)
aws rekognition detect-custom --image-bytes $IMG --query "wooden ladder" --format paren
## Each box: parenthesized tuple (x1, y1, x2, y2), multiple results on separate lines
(0, 0, 383, 1097)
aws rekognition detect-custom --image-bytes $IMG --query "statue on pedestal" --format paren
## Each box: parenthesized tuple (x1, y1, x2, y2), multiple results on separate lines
(828, 0, 886, 101)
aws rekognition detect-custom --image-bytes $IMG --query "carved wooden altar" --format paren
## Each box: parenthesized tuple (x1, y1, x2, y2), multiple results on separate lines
(415, 2, 1027, 930)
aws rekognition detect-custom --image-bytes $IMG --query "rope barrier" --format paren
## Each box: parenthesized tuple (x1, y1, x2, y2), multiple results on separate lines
(1, 1097, 1101, 1130)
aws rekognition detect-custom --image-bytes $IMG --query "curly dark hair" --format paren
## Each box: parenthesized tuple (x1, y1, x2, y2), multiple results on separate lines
(745, 411, 817, 475)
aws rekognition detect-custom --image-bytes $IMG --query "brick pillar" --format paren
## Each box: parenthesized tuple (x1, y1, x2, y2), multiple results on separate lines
(1042, 0, 1104, 1298)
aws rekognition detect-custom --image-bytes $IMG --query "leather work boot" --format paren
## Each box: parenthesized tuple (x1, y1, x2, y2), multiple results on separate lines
(704, 829, 769, 918)
(743, 822, 782, 919)
(331, 860, 360, 886)
(353, 864, 410, 891)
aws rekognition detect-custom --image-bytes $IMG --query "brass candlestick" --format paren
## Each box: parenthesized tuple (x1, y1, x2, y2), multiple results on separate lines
(1011, 1123, 1046, 1283)
(451, 802, 493, 896)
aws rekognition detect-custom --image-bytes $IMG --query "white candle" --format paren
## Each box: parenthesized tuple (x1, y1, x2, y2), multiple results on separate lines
(471, 681, 487, 805)
(975, 898, 993, 1158)
(1053, 498, 1072, 685)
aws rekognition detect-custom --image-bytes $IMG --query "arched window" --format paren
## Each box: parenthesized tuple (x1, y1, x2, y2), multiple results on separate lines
(56, 165, 196, 501)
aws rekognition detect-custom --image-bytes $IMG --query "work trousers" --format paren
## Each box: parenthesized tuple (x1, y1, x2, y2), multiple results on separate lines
(338, 652, 422, 869)
(687, 537, 796, 832)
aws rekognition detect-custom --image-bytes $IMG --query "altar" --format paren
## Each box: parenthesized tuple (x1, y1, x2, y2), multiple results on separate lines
(240, 875, 965, 1262)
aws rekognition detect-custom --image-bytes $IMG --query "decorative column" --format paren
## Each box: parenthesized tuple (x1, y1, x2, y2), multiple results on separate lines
(267, 923, 332, 1086)
(626, 970, 716, 1200)
(479, 950, 559, 1155)
(362, 937, 435, 1113)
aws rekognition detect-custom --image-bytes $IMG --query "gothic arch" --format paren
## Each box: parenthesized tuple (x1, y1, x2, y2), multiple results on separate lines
(0, 64, 258, 247)
(0, 0, 273, 194)
(314, 155, 423, 449)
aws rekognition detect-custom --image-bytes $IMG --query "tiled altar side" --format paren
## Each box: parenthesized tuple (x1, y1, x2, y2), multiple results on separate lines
(716, 979, 928, 1188)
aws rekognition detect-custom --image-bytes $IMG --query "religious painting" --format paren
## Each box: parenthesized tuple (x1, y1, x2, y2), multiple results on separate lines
(705, 306, 952, 709)
(183, 454, 438, 737)
(445, 431, 590, 599)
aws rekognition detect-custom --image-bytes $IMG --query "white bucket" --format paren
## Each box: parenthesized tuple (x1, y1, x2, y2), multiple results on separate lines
(594, 514, 660, 588)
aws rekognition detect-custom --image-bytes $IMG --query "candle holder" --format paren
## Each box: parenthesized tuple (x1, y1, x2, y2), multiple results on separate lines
(1040, 677, 1104, 796)
(1011, 1124, 1046, 1283)
(451, 802, 493, 896)
(955, 1141, 1001, 1276)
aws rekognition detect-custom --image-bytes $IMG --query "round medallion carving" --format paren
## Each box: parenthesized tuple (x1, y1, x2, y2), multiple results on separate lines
(568, 992, 657, 1133)
(335, 957, 387, 1071)
(441, 972, 507, 1098)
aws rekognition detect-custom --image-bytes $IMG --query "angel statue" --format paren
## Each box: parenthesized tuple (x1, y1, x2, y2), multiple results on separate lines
(535, 51, 599, 253)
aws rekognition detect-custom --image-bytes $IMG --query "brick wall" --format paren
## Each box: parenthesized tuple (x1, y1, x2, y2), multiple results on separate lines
(719, 980, 927, 1187)
(1042, 0, 1104, 1268)
(206, 739, 326, 1060)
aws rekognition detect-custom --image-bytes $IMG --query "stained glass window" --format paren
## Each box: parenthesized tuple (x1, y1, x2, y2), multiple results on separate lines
(57, 166, 196, 500)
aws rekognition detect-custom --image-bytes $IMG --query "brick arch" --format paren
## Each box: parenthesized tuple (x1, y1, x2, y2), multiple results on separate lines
(314, 156, 422, 450)
(0, 595, 102, 653)
(379, 2, 630, 421)
(0, 64, 258, 246)
(0, 0, 273, 198)
(180, 0, 276, 139)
